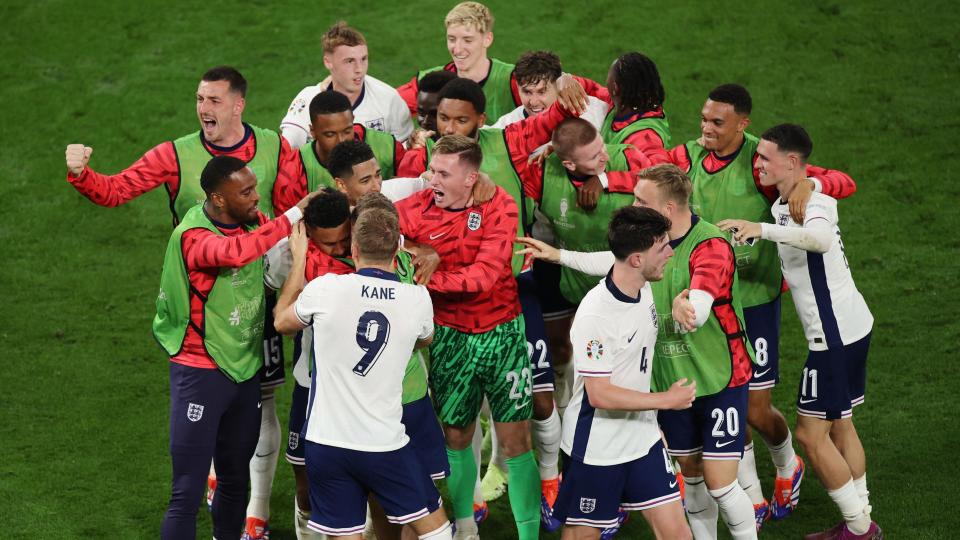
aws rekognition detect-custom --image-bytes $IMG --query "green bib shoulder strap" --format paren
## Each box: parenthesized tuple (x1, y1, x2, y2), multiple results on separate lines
(172, 124, 281, 224)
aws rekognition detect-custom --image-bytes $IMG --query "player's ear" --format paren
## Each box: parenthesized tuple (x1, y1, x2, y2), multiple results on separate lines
(478, 112, 487, 126)
(561, 158, 577, 173)
(335, 177, 347, 194)
(234, 96, 245, 116)
(738, 115, 750, 133)
(351, 240, 360, 261)
(323, 54, 333, 71)
(465, 170, 479, 188)
(483, 31, 494, 49)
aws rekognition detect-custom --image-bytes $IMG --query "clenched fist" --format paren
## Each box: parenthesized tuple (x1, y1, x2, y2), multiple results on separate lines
(65, 144, 93, 176)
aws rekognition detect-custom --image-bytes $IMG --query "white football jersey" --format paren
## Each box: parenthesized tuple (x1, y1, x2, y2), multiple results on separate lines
(771, 193, 873, 350)
(280, 75, 414, 148)
(562, 276, 661, 466)
(296, 269, 434, 451)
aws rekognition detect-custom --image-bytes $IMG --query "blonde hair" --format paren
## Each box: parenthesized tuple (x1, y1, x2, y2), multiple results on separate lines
(322, 21, 366, 54)
(637, 164, 692, 205)
(445, 2, 494, 34)
(352, 207, 400, 264)
(433, 135, 483, 170)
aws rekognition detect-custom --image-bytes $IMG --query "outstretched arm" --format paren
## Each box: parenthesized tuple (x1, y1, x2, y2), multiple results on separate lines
(65, 142, 179, 207)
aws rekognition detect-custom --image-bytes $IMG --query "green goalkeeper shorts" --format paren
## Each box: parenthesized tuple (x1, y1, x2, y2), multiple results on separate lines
(429, 315, 533, 426)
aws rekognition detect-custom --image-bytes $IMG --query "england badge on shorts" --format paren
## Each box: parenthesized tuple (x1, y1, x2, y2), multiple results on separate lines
(186, 403, 204, 422)
(467, 211, 482, 231)
(579, 497, 596, 513)
(288, 431, 300, 450)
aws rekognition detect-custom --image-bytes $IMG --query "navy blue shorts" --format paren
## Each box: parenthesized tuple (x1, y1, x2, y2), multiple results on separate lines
(403, 395, 450, 480)
(659, 384, 748, 461)
(305, 441, 442, 536)
(531, 259, 577, 320)
(797, 333, 870, 421)
(285, 382, 310, 465)
(260, 292, 285, 390)
(554, 440, 681, 528)
(743, 297, 781, 390)
(289, 389, 449, 481)
(518, 270, 555, 393)
(168, 362, 262, 454)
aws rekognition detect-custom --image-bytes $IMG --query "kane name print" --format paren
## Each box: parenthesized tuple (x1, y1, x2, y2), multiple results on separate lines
(361, 285, 396, 300)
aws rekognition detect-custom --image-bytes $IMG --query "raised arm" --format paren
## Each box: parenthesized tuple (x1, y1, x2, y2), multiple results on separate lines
(65, 142, 179, 207)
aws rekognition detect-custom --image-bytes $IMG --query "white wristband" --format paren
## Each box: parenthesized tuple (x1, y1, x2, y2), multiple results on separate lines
(283, 205, 303, 225)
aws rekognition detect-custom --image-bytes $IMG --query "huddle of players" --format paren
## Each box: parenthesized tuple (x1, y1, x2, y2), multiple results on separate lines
(62, 2, 880, 540)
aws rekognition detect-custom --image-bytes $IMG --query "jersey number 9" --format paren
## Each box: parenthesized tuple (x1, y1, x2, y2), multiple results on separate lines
(354, 311, 391, 376)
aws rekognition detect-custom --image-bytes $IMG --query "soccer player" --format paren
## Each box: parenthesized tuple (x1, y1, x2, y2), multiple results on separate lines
(417, 70, 459, 134)
(274, 90, 406, 216)
(280, 21, 413, 148)
(395, 3, 599, 125)
(490, 51, 607, 131)
(600, 53, 671, 164)
(272, 207, 453, 540)
(395, 2, 519, 124)
(152, 156, 311, 540)
(266, 189, 354, 540)
(717, 124, 880, 540)
(663, 83, 857, 528)
(553, 205, 694, 540)
(63, 65, 300, 538)
(519, 164, 760, 540)
(396, 136, 540, 539)
(398, 77, 583, 527)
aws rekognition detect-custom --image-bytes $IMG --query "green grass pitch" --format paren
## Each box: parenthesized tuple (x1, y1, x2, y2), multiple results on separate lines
(2, 0, 958, 538)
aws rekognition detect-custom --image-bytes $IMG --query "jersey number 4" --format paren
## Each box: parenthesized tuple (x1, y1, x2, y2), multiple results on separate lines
(354, 311, 391, 376)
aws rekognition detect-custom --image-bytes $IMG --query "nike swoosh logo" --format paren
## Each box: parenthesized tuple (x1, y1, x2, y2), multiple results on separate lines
(257, 401, 262, 409)
(799, 397, 817, 404)
(265, 367, 280, 378)
(254, 450, 276, 458)
(669, 480, 678, 488)
(515, 401, 530, 411)
(429, 232, 446, 240)
(627, 329, 638, 343)
(754, 368, 771, 378)
(716, 439, 735, 448)
(532, 371, 545, 379)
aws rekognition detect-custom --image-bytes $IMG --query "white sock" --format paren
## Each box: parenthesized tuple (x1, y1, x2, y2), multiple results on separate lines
(531, 407, 562, 480)
(828, 479, 870, 534)
(683, 475, 718, 540)
(709, 480, 758, 540)
(454, 516, 478, 536)
(767, 431, 798, 479)
(471, 421, 484, 504)
(737, 442, 764, 505)
(295, 496, 325, 540)
(853, 473, 870, 509)
(420, 521, 453, 539)
(554, 361, 574, 412)
(247, 396, 280, 520)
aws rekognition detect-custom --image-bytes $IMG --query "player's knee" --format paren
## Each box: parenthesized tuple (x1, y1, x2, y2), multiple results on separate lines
(498, 431, 532, 458)
(532, 393, 554, 419)
(794, 422, 824, 454)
